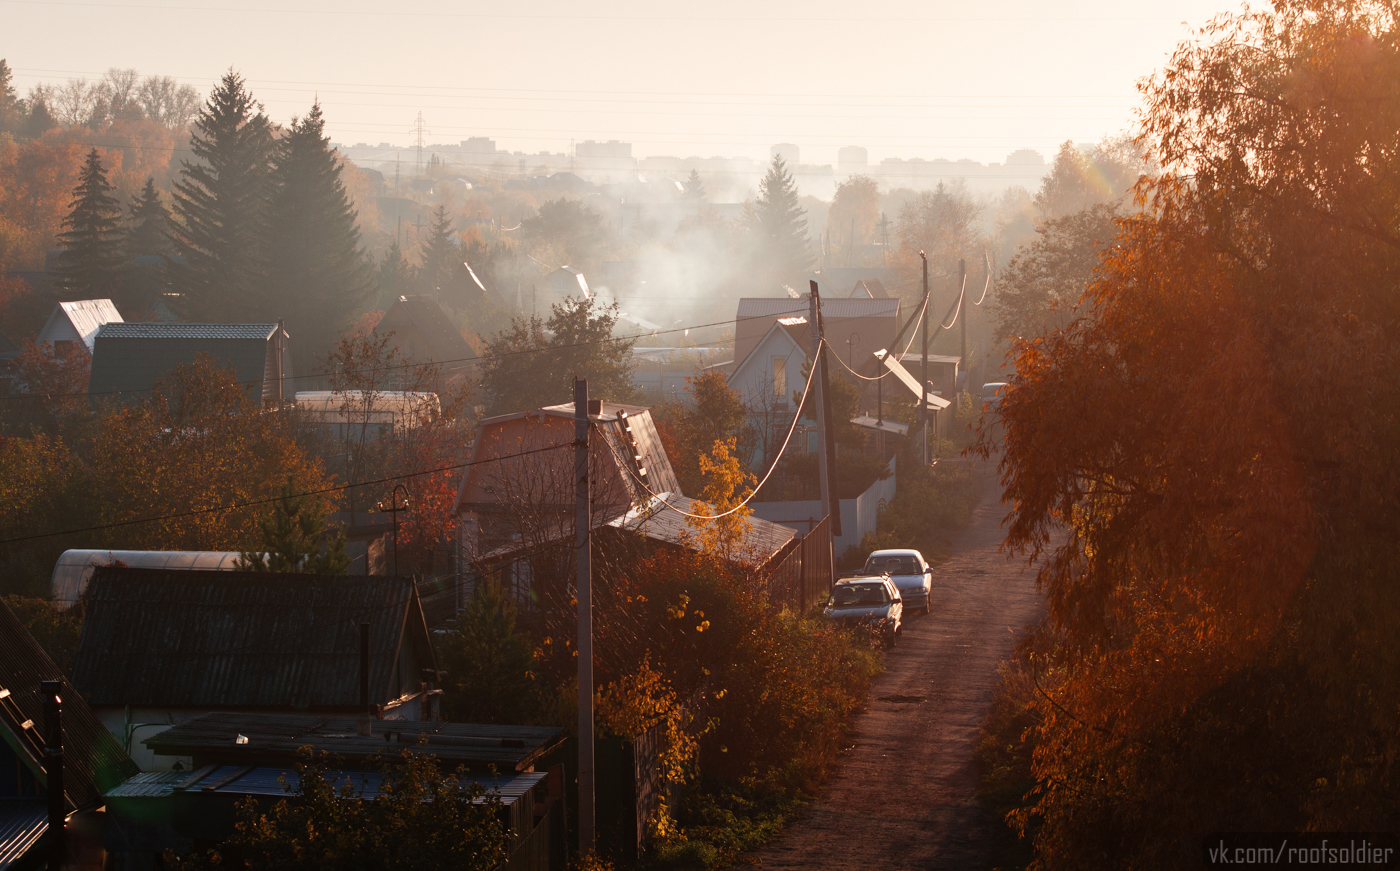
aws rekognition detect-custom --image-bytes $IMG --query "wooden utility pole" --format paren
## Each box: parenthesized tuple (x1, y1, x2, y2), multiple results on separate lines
(42, 680, 63, 871)
(958, 258, 967, 401)
(808, 283, 835, 579)
(574, 379, 595, 856)
(919, 252, 930, 466)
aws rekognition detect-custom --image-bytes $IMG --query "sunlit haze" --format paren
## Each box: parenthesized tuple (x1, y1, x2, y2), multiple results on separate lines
(7, 0, 1237, 167)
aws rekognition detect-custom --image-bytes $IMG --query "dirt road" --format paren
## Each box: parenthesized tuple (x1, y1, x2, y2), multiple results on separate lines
(752, 463, 1045, 870)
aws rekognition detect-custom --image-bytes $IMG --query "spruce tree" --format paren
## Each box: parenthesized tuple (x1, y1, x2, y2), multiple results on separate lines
(126, 178, 170, 258)
(747, 155, 812, 284)
(416, 204, 460, 302)
(168, 70, 273, 322)
(377, 240, 412, 308)
(0, 60, 21, 134)
(237, 478, 350, 574)
(54, 149, 125, 300)
(683, 168, 707, 204)
(121, 177, 171, 314)
(263, 101, 374, 373)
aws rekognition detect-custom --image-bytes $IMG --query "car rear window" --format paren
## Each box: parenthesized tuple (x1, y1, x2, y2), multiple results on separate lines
(864, 555, 917, 575)
(831, 583, 890, 606)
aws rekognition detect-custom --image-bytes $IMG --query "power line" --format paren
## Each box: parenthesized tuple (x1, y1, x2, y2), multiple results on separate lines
(0, 2, 1200, 23)
(598, 340, 821, 520)
(0, 443, 566, 547)
(7, 309, 803, 402)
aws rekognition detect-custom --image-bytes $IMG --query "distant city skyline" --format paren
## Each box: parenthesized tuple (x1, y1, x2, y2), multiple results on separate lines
(4, 0, 1240, 166)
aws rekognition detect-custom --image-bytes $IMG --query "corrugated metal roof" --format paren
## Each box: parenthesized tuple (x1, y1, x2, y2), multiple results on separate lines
(107, 765, 544, 804)
(736, 297, 900, 319)
(143, 713, 565, 773)
(607, 494, 797, 568)
(71, 569, 435, 709)
(88, 324, 279, 400)
(0, 601, 140, 809)
(45, 299, 123, 350)
(96, 323, 277, 341)
(49, 550, 246, 608)
(0, 801, 47, 869)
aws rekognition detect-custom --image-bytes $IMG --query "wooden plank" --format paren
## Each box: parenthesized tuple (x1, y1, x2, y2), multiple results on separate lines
(203, 766, 256, 792)
(174, 764, 219, 791)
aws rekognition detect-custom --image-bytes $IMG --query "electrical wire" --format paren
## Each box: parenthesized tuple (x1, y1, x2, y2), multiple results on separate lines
(595, 341, 822, 521)
(0, 442, 567, 546)
(7, 309, 801, 402)
(939, 273, 968, 331)
(826, 290, 930, 382)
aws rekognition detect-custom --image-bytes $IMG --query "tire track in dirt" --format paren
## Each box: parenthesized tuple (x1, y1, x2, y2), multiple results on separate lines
(752, 461, 1045, 870)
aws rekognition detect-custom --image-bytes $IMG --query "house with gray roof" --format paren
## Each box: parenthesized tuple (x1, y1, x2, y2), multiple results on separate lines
(71, 568, 440, 770)
(87, 322, 292, 406)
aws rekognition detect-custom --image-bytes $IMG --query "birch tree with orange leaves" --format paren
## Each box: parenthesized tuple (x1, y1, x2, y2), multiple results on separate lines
(982, 2, 1400, 866)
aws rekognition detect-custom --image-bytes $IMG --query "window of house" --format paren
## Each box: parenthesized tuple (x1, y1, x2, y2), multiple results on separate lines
(772, 356, 786, 396)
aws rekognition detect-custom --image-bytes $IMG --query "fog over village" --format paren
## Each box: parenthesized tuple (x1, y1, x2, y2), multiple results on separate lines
(1, 1, 1398, 869)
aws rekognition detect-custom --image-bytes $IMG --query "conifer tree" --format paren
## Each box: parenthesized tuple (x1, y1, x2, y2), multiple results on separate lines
(746, 155, 811, 284)
(121, 177, 171, 314)
(683, 168, 707, 204)
(126, 178, 169, 259)
(168, 70, 273, 322)
(415, 204, 461, 302)
(54, 149, 125, 299)
(0, 60, 21, 134)
(237, 478, 350, 574)
(263, 101, 374, 373)
(377, 240, 412, 308)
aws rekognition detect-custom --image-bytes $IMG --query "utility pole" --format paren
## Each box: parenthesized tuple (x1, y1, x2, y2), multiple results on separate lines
(958, 258, 967, 403)
(574, 379, 595, 857)
(809, 282, 840, 577)
(42, 680, 63, 871)
(919, 251, 930, 466)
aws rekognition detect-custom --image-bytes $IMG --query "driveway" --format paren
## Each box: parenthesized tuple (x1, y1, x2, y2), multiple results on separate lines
(752, 460, 1046, 870)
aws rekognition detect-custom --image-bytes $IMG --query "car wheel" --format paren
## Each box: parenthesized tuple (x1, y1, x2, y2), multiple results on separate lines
(884, 627, 897, 649)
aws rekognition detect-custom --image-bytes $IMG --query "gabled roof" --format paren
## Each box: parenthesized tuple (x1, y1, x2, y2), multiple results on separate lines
(96, 323, 277, 341)
(38, 299, 123, 350)
(607, 493, 797, 568)
(456, 401, 682, 516)
(0, 599, 139, 809)
(88, 322, 284, 400)
(850, 279, 889, 299)
(729, 318, 811, 387)
(72, 569, 436, 710)
(374, 295, 474, 367)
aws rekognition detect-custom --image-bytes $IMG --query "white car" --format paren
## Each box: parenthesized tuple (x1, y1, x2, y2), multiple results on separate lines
(860, 549, 933, 615)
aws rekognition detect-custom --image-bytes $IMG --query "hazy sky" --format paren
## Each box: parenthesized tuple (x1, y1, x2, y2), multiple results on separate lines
(5, 0, 1239, 166)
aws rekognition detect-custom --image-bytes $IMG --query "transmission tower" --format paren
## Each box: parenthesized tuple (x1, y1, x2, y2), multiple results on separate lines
(411, 112, 429, 173)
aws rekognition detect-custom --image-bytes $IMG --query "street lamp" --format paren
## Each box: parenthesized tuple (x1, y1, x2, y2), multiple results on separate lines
(845, 332, 861, 371)
(376, 484, 411, 576)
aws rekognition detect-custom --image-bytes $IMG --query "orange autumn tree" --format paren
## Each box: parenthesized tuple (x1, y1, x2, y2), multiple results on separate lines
(90, 355, 329, 551)
(983, 2, 1400, 867)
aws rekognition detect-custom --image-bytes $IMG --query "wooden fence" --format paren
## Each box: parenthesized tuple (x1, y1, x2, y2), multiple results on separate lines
(761, 515, 833, 614)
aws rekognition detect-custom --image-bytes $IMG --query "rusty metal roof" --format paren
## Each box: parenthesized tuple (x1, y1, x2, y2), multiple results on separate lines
(607, 494, 797, 568)
(142, 712, 565, 773)
(72, 569, 436, 710)
(0, 600, 139, 810)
